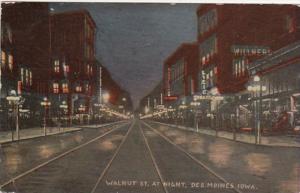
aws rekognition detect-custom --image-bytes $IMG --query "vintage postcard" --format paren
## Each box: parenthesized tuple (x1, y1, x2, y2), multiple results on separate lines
(0, 2, 299, 193)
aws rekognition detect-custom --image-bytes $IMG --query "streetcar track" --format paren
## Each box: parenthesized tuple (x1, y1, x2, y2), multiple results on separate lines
(141, 121, 244, 193)
(0, 122, 130, 190)
(90, 120, 135, 193)
(138, 122, 169, 193)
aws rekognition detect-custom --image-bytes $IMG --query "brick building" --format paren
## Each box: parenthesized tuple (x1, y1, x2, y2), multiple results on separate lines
(49, 9, 96, 118)
(1, 2, 51, 130)
(197, 4, 300, 95)
(163, 42, 198, 102)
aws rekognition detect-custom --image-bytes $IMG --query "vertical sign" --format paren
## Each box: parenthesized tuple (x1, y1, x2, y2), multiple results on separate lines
(99, 66, 102, 104)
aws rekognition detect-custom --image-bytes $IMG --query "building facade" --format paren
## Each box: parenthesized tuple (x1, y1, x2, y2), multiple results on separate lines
(197, 4, 300, 95)
(49, 10, 96, 121)
(1, 3, 51, 130)
(163, 43, 198, 102)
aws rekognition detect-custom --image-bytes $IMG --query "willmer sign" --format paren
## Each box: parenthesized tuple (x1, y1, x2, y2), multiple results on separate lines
(231, 45, 271, 56)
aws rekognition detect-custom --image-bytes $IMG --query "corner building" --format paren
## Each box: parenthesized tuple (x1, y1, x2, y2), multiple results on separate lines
(50, 10, 96, 118)
(197, 4, 300, 95)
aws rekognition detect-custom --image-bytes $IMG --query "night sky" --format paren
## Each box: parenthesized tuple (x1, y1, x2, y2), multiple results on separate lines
(51, 3, 199, 108)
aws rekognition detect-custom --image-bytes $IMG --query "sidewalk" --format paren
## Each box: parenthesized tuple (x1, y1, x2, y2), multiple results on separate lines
(152, 121, 300, 148)
(0, 121, 126, 144)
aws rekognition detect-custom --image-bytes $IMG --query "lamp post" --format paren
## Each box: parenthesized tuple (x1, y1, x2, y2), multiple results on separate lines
(59, 101, 68, 132)
(247, 75, 266, 144)
(191, 100, 201, 132)
(122, 97, 126, 114)
(6, 90, 21, 141)
(78, 104, 86, 125)
(40, 97, 51, 136)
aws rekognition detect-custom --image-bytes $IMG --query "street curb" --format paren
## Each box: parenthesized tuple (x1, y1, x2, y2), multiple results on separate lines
(150, 121, 300, 148)
(0, 128, 82, 145)
(0, 121, 127, 145)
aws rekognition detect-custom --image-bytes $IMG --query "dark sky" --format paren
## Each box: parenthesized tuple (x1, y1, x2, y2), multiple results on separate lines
(51, 3, 199, 108)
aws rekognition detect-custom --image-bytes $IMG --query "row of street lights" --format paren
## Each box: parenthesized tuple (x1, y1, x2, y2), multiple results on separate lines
(144, 75, 266, 145)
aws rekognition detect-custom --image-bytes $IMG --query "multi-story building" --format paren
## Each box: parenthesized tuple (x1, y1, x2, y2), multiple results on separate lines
(194, 4, 300, 131)
(197, 4, 300, 95)
(1, 3, 50, 130)
(163, 42, 198, 103)
(49, 9, 96, 119)
(94, 60, 133, 113)
(139, 81, 164, 114)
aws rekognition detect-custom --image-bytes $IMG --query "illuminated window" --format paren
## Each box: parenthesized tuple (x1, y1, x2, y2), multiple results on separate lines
(8, 54, 13, 70)
(63, 64, 69, 73)
(1, 51, 5, 67)
(86, 64, 90, 75)
(53, 83, 59, 93)
(54, 59, 60, 73)
(25, 69, 29, 85)
(62, 83, 69, 93)
(199, 34, 217, 64)
(75, 86, 82, 92)
(85, 83, 89, 92)
(29, 71, 32, 86)
(20, 68, 25, 84)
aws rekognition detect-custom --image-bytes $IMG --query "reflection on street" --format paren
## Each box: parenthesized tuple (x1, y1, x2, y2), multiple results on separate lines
(278, 163, 300, 193)
(244, 153, 272, 176)
(208, 141, 233, 168)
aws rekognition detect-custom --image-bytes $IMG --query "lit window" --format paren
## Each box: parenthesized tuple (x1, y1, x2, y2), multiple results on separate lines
(63, 64, 69, 73)
(1, 51, 5, 67)
(62, 83, 69, 93)
(8, 54, 13, 70)
(53, 83, 59, 93)
(54, 60, 60, 73)
(75, 86, 82, 92)
(86, 64, 90, 75)
(25, 69, 29, 85)
(85, 83, 89, 92)
(29, 71, 32, 86)
(20, 68, 24, 84)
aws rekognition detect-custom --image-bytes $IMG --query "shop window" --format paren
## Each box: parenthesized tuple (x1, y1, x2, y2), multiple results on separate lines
(53, 83, 59, 93)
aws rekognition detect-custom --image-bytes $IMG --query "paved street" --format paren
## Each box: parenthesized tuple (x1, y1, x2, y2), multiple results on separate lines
(0, 119, 299, 193)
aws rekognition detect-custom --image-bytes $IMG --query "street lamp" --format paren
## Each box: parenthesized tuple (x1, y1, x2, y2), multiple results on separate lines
(6, 90, 21, 141)
(59, 101, 68, 131)
(78, 104, 86, 125)
(103, 92, 110, 104)
(247, 75, 266, 144)
(191, 100, 201, 132)
(40, 97, 51, 136)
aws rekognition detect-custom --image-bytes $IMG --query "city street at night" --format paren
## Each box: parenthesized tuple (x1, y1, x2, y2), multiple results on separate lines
(1, 2, 300, 193)
(0, 120, 299, 193)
